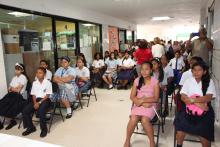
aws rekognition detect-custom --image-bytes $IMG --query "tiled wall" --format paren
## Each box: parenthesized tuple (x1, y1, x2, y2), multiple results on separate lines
(212, 0, 220, 122)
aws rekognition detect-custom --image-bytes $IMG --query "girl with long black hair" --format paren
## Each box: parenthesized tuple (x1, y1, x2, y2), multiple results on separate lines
(174, 61, 216, 147)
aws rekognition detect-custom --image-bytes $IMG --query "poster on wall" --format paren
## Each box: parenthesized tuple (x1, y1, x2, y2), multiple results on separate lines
(108, 26, 119, 52)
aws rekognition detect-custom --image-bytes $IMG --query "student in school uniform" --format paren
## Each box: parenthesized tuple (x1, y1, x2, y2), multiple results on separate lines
(168, 50, 185, 86)
(179, 56, 203, 86)
(91, 53, 105, 87)
(174, 61, 216, 147)
(117, 52, 124, 67)
(76, 57, 91, 98)
(52, 56, 78, 119)
(39, 60, 52, 81)
(117, 51, 135, 89)
(22, 67, 52, 138)
(0, 63, 28, 130)
(102, 52, 118, 89)
(161, 55, 174, 116)
(104, 51, 110, 62)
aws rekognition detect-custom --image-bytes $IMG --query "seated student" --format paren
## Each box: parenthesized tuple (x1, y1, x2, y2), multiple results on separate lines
(174, 61, 216, 147)
(40, 60, 52, 80)
(0, 63, 28, 130)
(117, 51, 135, 89)
(52, 56, 78, 119)
(76, 57, 91, 97)
(179, 56, 203, 86)
(117, 52, 124, 66)
(124, 62, 160, 147)
(22, 67, 52, 138)
(35, 60, 52, 81)
(102, 52, 118, 89)
(78, 53, 90, 68)
(91, 53, 105, 87)
(104, 51, 110, 62)
(168, 50, 185, 86)
(161, 55, 174, 116)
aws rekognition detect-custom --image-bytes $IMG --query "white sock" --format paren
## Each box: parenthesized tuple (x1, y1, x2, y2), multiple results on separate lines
(67, 108, 72, 114)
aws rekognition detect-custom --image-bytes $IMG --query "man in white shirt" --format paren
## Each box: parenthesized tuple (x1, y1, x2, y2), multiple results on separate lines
(152, 37, 165, 58)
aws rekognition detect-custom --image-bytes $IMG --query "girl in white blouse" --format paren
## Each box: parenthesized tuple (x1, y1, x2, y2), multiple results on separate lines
(0, 63, 28, 130)
(174, 61, 216, 147)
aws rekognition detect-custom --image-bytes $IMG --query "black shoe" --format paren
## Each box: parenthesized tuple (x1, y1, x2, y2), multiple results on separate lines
(66, 114, 72, 119)
(117, 85, 123, 90)
(0, 122, 4, 130)
(123, 85, 128, 90)
(72, 103, 79, 110)
(22, 127, 36, 136)
(40, 130, 47, 138)
(5, 120, 17, 130)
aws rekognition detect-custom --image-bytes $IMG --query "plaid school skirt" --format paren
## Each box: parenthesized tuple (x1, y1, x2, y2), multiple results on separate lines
(50, 82, 79, 102)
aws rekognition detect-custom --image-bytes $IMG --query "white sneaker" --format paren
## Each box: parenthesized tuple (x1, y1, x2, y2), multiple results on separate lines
(109, 84, 113, 89)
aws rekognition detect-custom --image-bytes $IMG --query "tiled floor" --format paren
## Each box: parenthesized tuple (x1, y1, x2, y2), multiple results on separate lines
(1, 88, 220, 147)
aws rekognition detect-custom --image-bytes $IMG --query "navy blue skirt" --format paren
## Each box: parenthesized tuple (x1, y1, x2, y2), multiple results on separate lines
(117, 70, 133, 81)
(174, 106, 215, 141)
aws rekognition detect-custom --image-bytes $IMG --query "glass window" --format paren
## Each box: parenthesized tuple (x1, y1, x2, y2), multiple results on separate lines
(55, 20, 76, 66)
(126, 30, 132, 44)
(79, 23, 100, 64)
(0, 8, 54, 83)
(119, 30, 126, 51)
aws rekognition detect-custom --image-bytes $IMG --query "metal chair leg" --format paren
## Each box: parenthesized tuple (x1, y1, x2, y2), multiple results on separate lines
(93, 88, 97, 101)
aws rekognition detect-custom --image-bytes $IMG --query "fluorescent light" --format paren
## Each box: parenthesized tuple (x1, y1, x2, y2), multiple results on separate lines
(82, 24, 95, 27)
(8, 11, 31, 17)
(152, 16, 171, 21)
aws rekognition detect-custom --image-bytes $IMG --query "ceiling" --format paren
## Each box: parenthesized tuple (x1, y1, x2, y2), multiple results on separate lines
(65, 0, 202, 26)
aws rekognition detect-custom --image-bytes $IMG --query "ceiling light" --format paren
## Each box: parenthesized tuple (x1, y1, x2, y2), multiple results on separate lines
(8, 11, 31, 17)
(152, 16, 172, 21)
(82, 24, 95, 27)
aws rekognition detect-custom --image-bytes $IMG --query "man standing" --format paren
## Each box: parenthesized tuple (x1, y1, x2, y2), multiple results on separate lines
(187, 28, 213, 64)
(152, 37, 165, 58)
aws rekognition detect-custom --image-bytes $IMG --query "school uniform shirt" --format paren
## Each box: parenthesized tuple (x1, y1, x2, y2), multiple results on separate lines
(105, 59, 118, 69)
(10, 74, 27, 94)
(54, 66, 76, 82)
(151, 44, 165, 58)
(163, 65, 174, 78)
(153, 72, 168, 86)
(180, 77, 216, 98)
(92, 59, 105, 68)
(179, 69, 193, 86)
(76, 66, 90, 79)
(31, 78, 52, 98)
(121, 58, 135, 67)
(117, 58, 124, 66)
(168, 57, 185, 70)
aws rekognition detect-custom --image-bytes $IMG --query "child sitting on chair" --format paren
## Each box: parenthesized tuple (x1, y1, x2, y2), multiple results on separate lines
(124, 62, 160, 147)
(22, 67, 52, 138)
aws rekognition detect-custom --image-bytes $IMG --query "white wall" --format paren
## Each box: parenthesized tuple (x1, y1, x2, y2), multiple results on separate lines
(0, 30, 8, 98)
(137, 24, 199, 41)
(200, 0, 220, 123)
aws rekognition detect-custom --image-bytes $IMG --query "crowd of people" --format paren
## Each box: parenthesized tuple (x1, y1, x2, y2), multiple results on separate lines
(0, 27, 216, 147)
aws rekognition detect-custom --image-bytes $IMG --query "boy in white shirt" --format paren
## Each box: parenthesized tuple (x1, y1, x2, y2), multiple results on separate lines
(92, 53, 105, 87)
(40, 60, 52, 81)
(22, 67, 52, 138)
(168, 50, 185, 85)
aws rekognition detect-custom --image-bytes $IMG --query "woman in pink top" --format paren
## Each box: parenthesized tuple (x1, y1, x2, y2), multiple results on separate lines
(124, 62, 160, 147)
(133, 39, 153, 76)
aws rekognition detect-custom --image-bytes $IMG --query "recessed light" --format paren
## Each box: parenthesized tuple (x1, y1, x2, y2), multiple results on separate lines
(152, 16, 172, 21)
(8, 11, 31, 17)
(82, 24, 95, 27)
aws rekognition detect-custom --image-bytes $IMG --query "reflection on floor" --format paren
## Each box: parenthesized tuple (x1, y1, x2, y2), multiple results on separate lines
(1, 88, 220, 147)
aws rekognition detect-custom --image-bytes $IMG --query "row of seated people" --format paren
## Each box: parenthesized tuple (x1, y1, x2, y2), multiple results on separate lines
(124, 55, 216, 147)
(0, 56, 92, 138)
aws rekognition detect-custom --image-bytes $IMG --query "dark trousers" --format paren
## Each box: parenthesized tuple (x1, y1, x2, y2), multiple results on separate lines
(22, 98, 50, 131)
